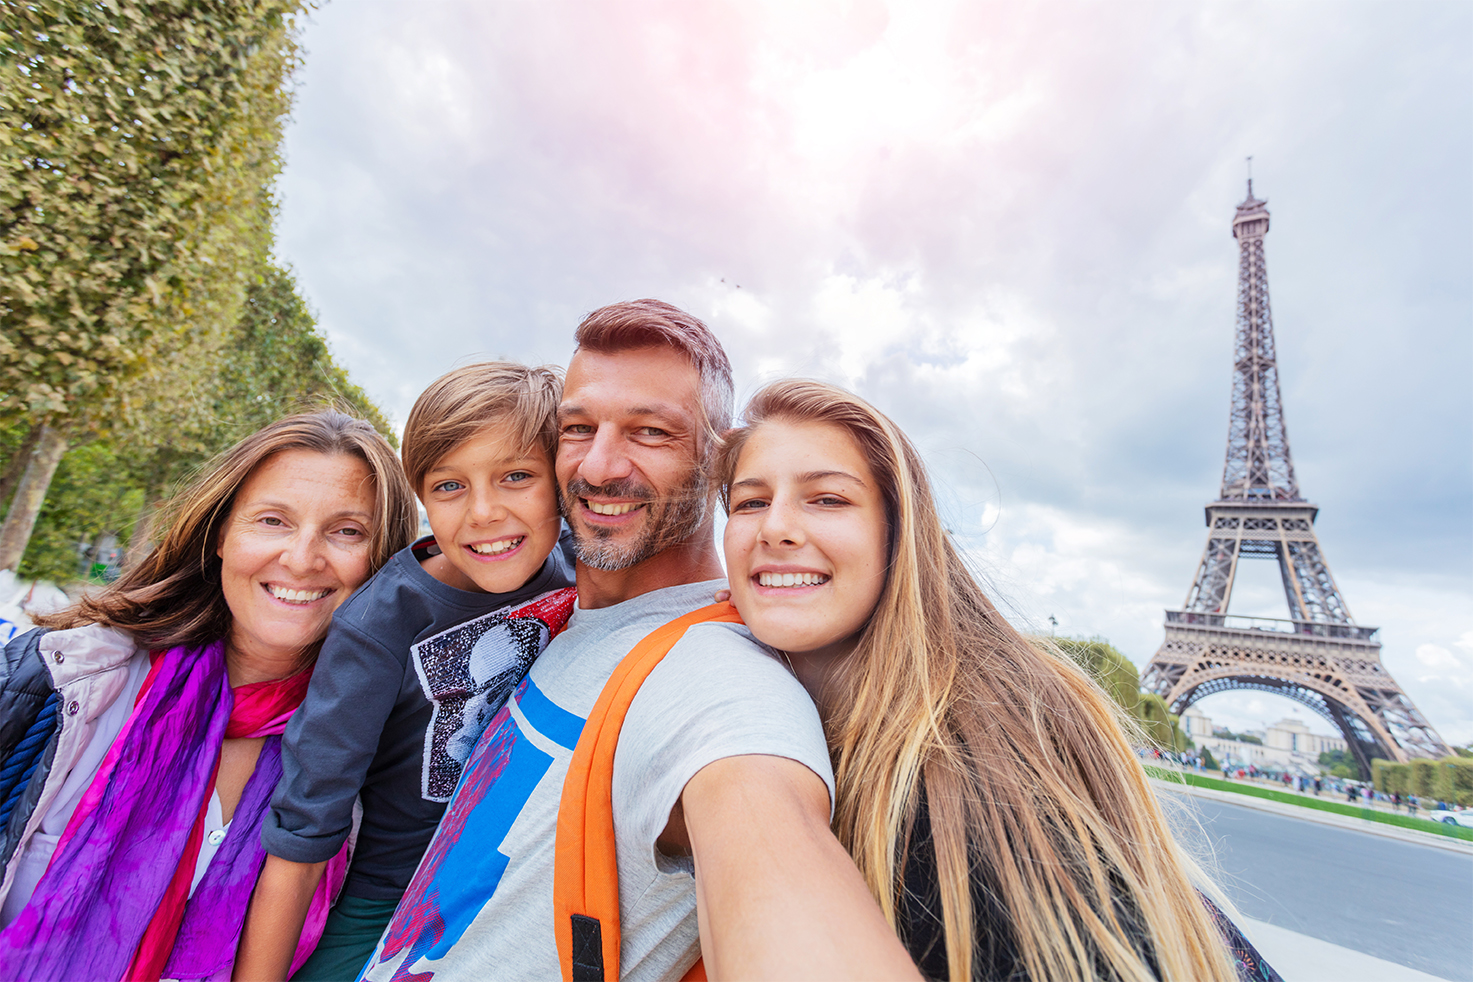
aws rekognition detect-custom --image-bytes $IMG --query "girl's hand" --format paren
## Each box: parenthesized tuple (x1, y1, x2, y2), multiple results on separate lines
(714, 588, 732, 604)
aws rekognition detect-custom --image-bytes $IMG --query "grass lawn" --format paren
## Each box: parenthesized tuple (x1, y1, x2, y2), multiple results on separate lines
(1143, 766, 1473, 842)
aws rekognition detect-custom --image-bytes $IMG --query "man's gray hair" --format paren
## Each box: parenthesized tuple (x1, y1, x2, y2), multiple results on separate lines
(572, 299, 734, 442)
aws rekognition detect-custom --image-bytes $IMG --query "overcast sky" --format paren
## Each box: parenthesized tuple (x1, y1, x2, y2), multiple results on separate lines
(274, 0, 1472, 743)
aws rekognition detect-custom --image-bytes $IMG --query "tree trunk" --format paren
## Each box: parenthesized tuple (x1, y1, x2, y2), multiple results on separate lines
(0, 424, 69, 572)
(0, 422, 44, 514)
(124, 492, 163, 570)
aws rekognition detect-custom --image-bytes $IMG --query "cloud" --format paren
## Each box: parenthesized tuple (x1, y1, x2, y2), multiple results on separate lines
(275, 0, 1473, 741)
(1416, 644, 1461, 670)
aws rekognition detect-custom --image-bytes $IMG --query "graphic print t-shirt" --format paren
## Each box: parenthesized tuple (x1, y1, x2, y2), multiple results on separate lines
(362, 580, 835, 982)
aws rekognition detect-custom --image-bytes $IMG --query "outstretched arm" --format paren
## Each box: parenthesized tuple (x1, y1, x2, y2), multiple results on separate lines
(674, 754, 920, 981)
(233, 855, 328, 981)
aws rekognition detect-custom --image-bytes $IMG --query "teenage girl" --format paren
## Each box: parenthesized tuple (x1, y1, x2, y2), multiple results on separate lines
(715, 379, 1271, 981)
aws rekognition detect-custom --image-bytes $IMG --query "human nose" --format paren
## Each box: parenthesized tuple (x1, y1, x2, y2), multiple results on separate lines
(280, 529, 327, 575)
(757, 495, 804, 548)
(468, 487, 508, 525)
(576, 426, 634, 488)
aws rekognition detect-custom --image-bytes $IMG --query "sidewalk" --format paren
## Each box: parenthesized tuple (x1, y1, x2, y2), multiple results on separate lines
(1149, 777, 1473, 855)
(1238, 916, 1452, 982)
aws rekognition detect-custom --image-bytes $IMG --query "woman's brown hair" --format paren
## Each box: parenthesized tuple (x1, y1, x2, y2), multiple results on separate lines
(717, 379, 1236, 982)
(38, 409, 416, 656)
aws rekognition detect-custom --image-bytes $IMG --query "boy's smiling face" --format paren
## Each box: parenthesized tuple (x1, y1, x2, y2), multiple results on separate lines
(421, 428, 561, 594)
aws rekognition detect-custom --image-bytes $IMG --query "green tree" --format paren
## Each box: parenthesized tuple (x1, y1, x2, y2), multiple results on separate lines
(0, 0, 306, 569)
(1136, 692, 1189, 752)
(1055, 637, 1142, 717)
(1200, 746, 1218, 771)
(118, 262, 395, 563)
(17, 438, 142, 582)
(1372, 759, 1408, 795)
(17, 262, 396, 581)
(1054, 636, 1190, 751)
(1318, 748, 1358, 780)
(1409, 758, 1438, 800)
(1435, 758, 1473, 807)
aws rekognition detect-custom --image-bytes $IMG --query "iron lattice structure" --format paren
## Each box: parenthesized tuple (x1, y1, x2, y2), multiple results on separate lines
(1140, 182, 1448, 778)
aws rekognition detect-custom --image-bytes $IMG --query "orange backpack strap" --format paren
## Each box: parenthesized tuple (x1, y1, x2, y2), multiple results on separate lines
(554, 602, 742, 982)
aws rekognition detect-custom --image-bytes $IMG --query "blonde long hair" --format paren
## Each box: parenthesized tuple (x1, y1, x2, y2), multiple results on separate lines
(717, 379, 1235, 982)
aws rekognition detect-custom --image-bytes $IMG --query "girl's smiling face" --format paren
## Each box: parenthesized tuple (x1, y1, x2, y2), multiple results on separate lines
(724, 419, 890, 665)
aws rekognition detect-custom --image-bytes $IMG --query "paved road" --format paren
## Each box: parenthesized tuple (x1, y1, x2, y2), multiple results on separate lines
(1165, 793, 1473, 981)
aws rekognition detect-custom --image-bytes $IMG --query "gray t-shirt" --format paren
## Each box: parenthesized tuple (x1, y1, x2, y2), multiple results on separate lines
(362, 580, 834, 982)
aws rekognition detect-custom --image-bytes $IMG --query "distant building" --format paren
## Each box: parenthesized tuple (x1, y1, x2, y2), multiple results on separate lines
(1265, 716, 1345, 756)
(1185, 707, 1343, 774)
(1182, 706, 1214, 738)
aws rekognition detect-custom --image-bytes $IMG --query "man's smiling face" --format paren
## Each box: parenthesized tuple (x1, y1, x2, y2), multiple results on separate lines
(556, 345, 710, 571)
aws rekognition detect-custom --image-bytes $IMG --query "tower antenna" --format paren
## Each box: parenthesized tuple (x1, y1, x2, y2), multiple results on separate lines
(1246, 155, 1253, 197)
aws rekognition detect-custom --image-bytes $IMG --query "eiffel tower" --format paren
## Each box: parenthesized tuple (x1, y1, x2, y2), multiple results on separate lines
(1140, 179, 1448, 779)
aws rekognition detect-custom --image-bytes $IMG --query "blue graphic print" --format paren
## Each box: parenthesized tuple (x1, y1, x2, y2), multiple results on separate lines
(372, 675, 585, 980)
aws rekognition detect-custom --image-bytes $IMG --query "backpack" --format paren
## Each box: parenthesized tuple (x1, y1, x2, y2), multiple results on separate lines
(553, 602, 741, 982)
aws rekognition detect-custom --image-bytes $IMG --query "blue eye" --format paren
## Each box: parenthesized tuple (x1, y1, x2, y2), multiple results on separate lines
(434, 480, 466, 494)
(506, 471, 533, 484)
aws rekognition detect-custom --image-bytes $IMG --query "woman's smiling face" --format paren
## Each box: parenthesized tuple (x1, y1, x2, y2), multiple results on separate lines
(724, 419, 889, 664)
(217, 449, 377, 677)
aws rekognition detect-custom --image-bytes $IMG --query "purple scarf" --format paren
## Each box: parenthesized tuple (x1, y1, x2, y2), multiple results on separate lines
(0, 640, 344, 981)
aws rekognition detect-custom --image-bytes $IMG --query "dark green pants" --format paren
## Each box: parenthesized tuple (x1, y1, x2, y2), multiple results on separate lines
(290, 895, 401, 982)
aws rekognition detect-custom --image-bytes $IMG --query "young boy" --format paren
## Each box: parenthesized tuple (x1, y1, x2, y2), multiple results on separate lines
(235, 363, 576, 981)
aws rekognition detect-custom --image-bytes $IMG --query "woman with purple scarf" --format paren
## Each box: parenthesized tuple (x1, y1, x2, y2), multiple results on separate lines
(0, 410, 415, 982)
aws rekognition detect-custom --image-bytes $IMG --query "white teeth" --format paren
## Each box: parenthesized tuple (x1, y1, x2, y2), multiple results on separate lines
(757, 572, 828, 588)
(470, 537, 523, 555)
(269, 586, 330, 603)
(588, 501, 644, 516)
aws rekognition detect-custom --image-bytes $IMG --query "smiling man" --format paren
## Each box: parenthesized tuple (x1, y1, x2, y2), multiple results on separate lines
(361, 300, 916, 981)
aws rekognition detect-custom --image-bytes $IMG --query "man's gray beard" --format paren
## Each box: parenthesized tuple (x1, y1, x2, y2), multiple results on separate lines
(562, 469, 710, 572)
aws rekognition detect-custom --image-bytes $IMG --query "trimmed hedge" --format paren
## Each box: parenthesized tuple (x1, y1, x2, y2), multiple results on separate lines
(1373, 757, 1473, 807)
(1144, 766, 1473, 842)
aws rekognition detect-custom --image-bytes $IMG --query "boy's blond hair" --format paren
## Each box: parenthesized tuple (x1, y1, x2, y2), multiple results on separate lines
(403, 361, 563, 498)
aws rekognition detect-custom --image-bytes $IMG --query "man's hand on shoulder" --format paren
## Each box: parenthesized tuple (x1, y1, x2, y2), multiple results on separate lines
(671, 754, 921, 981)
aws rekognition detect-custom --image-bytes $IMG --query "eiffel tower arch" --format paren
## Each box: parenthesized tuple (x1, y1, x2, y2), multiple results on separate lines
(1140, 180, 1448, 779)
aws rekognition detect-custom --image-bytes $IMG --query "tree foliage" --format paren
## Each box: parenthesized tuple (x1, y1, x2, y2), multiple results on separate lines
(1055, 637, 1141, 717)
(0, 0, 304, 428)
(1372, 756, 1473, 807)
(14, 435, 141, 580)
(217, 262, 393, 441)
(1055, 637, 1188, 751)
(1136, 692, 1189, 753)
(121, 261, 395, 512)
(1318, 748, 1358, 780)
(8, 262, 397, 583)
